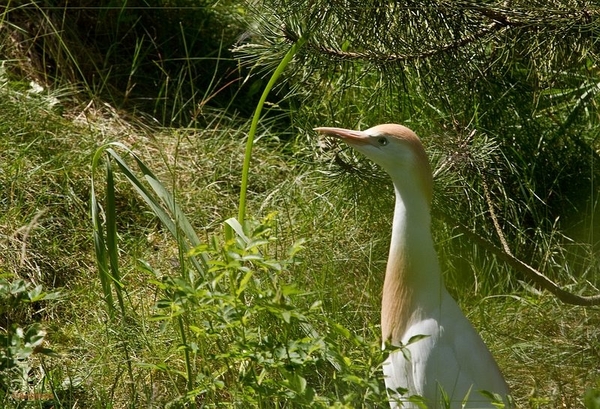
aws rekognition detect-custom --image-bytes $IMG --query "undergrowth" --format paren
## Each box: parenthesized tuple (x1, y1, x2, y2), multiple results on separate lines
(133, 215, 388, 407)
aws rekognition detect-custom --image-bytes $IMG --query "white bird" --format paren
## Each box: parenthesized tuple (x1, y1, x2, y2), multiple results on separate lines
(315, 124, 511, 409)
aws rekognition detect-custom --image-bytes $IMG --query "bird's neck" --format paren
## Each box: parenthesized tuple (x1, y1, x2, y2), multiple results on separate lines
(381, 183, 443, 344)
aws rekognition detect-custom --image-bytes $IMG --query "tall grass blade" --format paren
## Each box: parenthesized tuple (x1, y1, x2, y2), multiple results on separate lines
(91, 170, 116, 319)
(91, 141, 211, 313)
(91, 142, 208, 398)
(91, 145, 143, 403)
(235, 36, 307, 235)
(104, 159, 127, 318)
(94, 143, 209, 276)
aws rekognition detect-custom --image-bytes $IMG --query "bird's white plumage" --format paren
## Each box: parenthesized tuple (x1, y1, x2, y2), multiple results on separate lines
(384, 291, 510, 408)
(316, 124, 511, 409)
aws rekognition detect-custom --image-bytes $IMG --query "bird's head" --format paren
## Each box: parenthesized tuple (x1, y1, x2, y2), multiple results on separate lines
(315, 123, 433, 205)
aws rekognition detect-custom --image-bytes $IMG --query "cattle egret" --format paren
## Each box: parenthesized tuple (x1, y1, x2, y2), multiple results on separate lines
(315, 124, 511, 409)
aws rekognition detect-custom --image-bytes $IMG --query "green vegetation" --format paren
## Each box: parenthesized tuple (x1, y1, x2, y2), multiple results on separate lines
(1, 1, 599, 408)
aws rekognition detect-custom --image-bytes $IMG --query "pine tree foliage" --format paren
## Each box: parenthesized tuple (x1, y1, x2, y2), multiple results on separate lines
(241, 0, 600, 296)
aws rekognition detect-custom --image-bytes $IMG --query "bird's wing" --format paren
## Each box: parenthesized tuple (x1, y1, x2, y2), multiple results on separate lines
(384, 295, 510, 408)
(383, 316, 441, 405)
(440, 297, 510, 404)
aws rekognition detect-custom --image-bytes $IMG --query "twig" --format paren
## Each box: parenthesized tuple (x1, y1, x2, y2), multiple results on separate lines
(480, 174, 512, 257)
(437, 209, 600, 306)
(11, 209, 46, 268)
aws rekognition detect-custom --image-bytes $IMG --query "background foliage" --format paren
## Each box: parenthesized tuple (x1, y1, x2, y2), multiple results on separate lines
(0, 0, 599, 408)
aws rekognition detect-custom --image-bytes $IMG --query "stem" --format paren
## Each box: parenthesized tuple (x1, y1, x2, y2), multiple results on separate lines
(178, 315, 193, 393)
(234, 37, 307, 234)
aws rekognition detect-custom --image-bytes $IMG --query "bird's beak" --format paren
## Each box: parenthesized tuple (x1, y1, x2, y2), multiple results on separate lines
(314, 127, 370, 145)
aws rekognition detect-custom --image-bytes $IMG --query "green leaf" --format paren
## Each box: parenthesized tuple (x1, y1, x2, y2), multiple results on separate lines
(281, 310, 291, 323)
(225, 217, 250, 244)
(236, 271, 254, 297)
(285, 372, 307, 394)
(281, 284, 302, 297)
(406, 334, 429, 345)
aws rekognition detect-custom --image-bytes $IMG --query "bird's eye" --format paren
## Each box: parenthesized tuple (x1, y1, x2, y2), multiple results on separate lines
(377, 137, 388, 146)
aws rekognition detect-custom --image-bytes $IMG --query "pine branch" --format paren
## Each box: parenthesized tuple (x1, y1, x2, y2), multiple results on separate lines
(299, 3, 600, 63)
(438, 209, 600, 306)
(304, 23, 503, 62)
